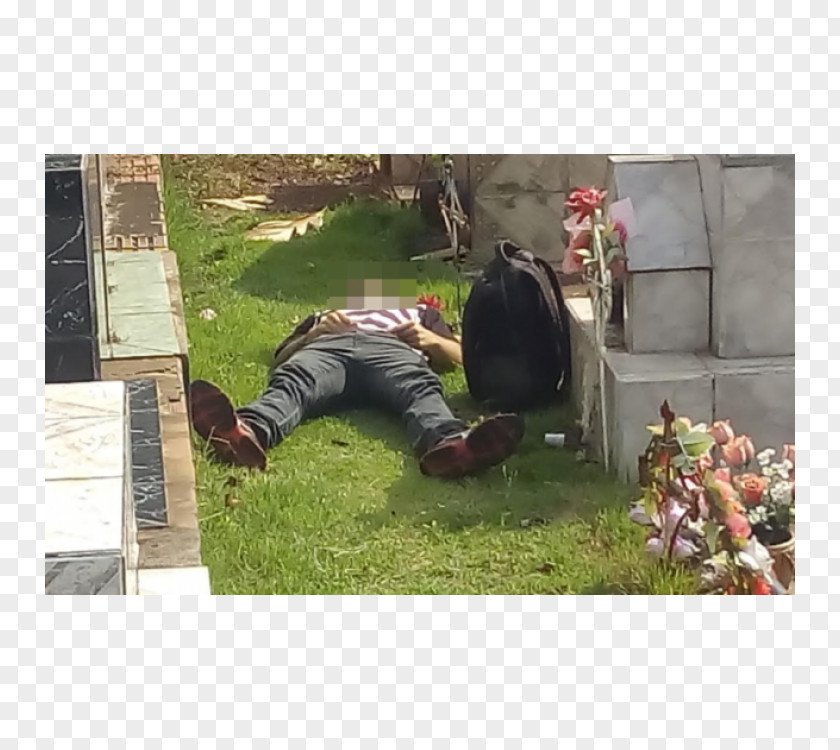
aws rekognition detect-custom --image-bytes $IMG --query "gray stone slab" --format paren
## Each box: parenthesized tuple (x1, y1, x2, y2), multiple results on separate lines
(45, 554, 124, 595)
(471, 191, 568, 264)
(711, 238, 794, 358)
(605, 349, 709, 381)
(109, 311, 182, 360)
(608, 356, 714, 483)
(104, 250, 170, 314)
(722, 162, 795, 242)
(707, 355, 794, 455)
(624, 270, 710, 353)
(608, 156, 711, 272)
(569, 155, 610, 192)
(721, 154, 795, 169)
(566, 296, 599, 448)
(472, 154, 568, 195)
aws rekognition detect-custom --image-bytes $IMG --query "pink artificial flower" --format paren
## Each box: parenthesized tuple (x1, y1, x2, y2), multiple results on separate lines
(708, 420, 735, 446)
(714, 467, 732, 484)
(783, 444, 795, 467)
(606, 197, 637, 241)
(734, 473, 768, 506)
(721, 436, 756, 467)
(561, 212, 593, 275)
(725, 512, 752, 540)
(614, 220, 628, 245)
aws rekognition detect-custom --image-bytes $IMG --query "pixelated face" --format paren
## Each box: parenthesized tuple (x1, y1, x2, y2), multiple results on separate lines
(326, 263, 417, 309)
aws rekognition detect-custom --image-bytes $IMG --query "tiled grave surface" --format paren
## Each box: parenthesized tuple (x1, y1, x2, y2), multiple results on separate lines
(46, 153, 103, 383)
(93, 156, 206, 590)
(103, 357, 203, 572)
(95, 250, 182, 360)
(45, 381, 138, 595)
(138, 566, 211, 595)
(127, 379, 167, 529)
(45, 554, 124, 595)
(46, 478, 125, 555)
(103, 155, 168, 251)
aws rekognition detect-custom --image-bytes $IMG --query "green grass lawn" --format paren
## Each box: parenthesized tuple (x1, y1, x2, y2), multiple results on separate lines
(163, 158, 694, 594)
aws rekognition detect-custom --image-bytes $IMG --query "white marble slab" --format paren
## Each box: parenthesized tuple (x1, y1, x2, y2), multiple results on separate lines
(45, 477, 124, 555)
(138, 566, 211, 595)
(609, 156, 711, 272)
(46, 381, 126, 421)
(46, 416, 126, 481)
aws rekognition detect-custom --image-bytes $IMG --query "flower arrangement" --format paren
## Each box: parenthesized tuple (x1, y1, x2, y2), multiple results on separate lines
(562, 186, 635, 470)
(629, 401, 795, 595)
(562, 187, 630, 279)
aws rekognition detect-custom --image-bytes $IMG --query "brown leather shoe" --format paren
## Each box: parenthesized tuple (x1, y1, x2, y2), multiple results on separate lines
(419, 414, 525, 479)
(189, 380, 267, 470)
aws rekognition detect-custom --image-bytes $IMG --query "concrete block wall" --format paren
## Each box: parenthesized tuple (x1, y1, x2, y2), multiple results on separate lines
(563, 153, 794, 481)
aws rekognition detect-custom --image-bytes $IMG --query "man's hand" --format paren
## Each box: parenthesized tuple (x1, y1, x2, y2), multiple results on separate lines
(393, 320, 462, 371)
(392, 320, 438, 351)
(312, 310, 356, 337)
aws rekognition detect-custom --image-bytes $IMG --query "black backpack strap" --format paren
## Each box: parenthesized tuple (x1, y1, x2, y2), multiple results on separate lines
(496, 240, 566, 336)
(496, 240, 571, 392)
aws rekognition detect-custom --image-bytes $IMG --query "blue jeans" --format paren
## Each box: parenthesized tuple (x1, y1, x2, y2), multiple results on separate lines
(237, 332, 466, 455)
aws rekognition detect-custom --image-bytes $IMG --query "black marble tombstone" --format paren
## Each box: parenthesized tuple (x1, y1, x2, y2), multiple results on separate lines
(45, 154, 104, 382)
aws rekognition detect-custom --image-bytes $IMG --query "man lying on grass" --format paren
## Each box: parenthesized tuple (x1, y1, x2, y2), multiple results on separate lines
(189, 279, 524, 479)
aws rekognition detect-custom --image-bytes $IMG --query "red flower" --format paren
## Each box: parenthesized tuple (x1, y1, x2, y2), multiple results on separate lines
(734, 473, 768, 505)
(417, 294, 444, 311)
(708, 420, 735, 446)
(725, 512, 752, 540)
(566, 186, 608, 218)
(753, 578, 772, 595)
(721, 436, 755, 467)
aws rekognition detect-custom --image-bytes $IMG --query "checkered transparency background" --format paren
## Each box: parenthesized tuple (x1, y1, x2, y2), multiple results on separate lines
(5, 2, 836, 746)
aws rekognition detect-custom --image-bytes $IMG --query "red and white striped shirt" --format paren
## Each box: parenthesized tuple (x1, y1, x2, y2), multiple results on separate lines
(317, 307, 421, 334)
(274, 304, 455, 361)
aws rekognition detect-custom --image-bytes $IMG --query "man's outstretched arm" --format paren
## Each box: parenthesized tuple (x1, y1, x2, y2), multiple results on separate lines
(392, 321, 462, 373)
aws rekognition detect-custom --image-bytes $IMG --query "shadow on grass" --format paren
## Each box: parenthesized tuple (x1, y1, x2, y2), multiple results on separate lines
(336, 397, 629, 533)
(234, 199, 460, 307)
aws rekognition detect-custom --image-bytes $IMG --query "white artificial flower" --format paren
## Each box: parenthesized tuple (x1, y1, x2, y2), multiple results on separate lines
(770, 462, 790, 480)
(629, 504, 653, 526)
(770, 481, 793, 506)
(757, 448, 775, 467)
(646, 537, 665, 557)
(672, 537, 700, 560)
(738, 537, 774, 578)
(747, 506, 768, 525)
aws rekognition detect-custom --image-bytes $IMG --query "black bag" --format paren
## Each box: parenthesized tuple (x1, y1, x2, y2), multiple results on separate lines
(461, 240, 571, 410)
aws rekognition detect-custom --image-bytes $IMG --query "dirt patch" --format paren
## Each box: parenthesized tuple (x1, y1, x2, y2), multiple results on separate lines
(167, 154, 383, 207)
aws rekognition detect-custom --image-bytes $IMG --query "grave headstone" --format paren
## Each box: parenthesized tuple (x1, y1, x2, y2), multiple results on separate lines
(46, 154, 104, 382)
